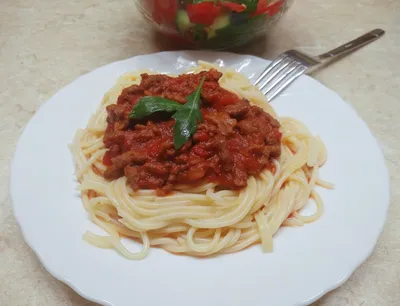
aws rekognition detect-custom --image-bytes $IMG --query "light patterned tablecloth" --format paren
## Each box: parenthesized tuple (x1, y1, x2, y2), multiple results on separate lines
(1, 0, 399, 305)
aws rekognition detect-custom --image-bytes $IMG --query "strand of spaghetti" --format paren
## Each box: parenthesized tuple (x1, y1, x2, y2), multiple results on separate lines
(185, 177, 257, 228)
(250, 171, 274, 214)
(83, 139, 105, 155)
(187, 228, 241, 256)
(222, 230, 260, 254)
(83, 232, 114, 248)
(296, 190, 324, 223)
(255, 211, 273, 252)
(89, 213, 151, 260)
(186, 228, 221, 253)
(75, 149, 107, 179)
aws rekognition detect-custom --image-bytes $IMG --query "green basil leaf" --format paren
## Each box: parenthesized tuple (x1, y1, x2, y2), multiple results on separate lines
(172, 77, 205, 149)
(129, 96, 183, 119)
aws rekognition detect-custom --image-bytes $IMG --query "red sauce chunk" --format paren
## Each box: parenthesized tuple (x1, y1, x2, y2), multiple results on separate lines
(102, 69, 282, 195)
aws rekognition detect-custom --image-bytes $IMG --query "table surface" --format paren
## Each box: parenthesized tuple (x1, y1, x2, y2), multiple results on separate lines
(1, 0, 399, 305)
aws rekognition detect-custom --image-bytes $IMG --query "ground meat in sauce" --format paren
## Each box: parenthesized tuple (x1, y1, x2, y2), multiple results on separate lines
(102, 69, 282, 195)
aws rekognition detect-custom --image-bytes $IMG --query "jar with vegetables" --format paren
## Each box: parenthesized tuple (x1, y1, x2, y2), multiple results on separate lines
(136, 1, 291, 49)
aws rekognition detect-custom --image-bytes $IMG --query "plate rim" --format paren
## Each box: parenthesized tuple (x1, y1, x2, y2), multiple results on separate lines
(10, 50, 390, 306)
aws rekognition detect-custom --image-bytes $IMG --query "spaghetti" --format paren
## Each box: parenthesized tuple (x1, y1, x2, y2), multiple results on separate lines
(71, 62, 332, 259)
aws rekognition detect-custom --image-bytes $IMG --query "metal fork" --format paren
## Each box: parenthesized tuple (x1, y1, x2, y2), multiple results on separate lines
(254, 29, 385, 101)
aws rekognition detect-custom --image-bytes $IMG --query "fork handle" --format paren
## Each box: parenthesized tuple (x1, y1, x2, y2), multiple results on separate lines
(317, 29, 385, 61)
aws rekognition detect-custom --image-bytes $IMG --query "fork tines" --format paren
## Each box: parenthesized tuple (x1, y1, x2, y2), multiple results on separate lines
(254, 52, 309, 102)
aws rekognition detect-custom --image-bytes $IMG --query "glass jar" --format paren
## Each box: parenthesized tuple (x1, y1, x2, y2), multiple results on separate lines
(135, 1, 292, 50)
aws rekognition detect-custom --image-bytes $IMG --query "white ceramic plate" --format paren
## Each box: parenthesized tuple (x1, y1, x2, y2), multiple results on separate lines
(11, 51, 389, 306)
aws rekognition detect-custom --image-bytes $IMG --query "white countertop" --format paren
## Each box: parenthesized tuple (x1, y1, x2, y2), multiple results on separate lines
(1, 0, 399, 305)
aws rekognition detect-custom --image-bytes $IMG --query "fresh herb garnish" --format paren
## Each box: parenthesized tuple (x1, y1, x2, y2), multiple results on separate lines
(129, 96, 182, 118)
(172, 77, 204, 149)
(129, 77, 205, 150)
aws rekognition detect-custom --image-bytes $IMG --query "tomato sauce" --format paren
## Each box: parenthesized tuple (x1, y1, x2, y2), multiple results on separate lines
(103, 69, 281, 195)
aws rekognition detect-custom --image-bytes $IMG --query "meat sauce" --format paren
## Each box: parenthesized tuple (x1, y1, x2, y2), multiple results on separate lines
(103, 69, 282, 195)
